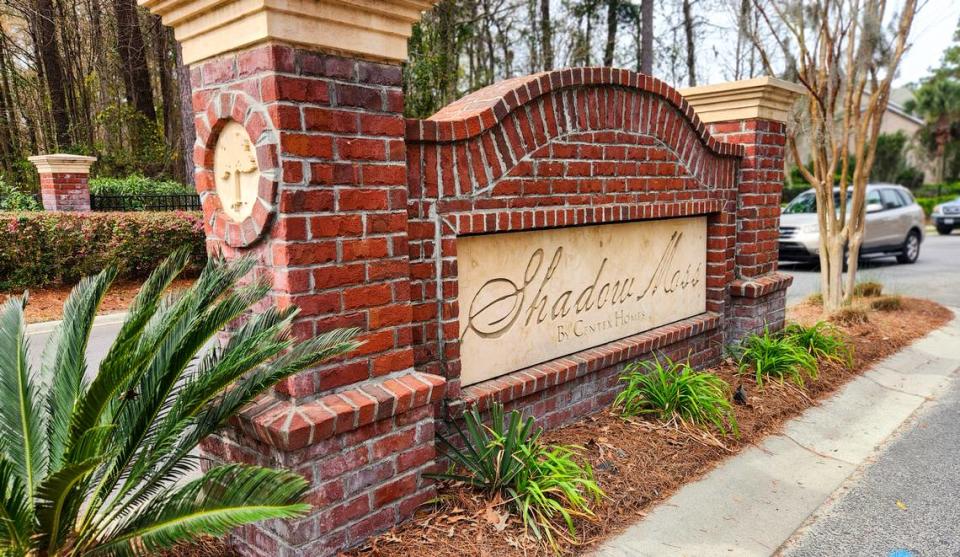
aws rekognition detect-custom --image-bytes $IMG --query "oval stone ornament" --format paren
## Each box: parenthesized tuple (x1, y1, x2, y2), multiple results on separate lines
(213, 120, 260, 223)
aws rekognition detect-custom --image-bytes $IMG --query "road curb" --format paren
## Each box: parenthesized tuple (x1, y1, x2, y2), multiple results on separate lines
(595, 310, 960, 557)
(26, 311, 129, 335)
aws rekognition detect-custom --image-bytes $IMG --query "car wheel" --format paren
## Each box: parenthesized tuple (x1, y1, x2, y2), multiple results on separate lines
(936, 225, 953, 235)
(897, 230, 921, 264)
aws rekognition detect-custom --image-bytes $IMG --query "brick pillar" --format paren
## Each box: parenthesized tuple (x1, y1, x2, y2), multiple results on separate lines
(28, 154, 96, 211)
(681, 77, 804, 343)
(140, 1, 443, 556)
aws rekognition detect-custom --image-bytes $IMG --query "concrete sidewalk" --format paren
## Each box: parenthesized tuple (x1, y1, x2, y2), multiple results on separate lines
(596, 311, 960, 557)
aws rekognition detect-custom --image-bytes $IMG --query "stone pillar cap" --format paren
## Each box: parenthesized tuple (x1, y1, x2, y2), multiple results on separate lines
(28, 154, 98, 174)
(679, 76, 806, 124)
(140, 0, 440, 65)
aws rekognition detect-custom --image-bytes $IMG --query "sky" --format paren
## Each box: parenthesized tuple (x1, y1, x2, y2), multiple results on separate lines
(694, 0, 960, 89)
(897, 0, 960, 85)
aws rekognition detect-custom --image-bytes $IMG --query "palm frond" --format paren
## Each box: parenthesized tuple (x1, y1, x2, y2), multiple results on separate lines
(35, 455, 107, 551)
(0, 456, 32, 554)
(0, 295, 46, 496)
(91, 465, 310, 556)
(44, 268, 117, 470)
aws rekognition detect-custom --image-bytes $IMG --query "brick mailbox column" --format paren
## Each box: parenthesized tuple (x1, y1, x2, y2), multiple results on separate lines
(681, 77, 804, 342)
(140, 1, 444, 555)
(28, 154, 97, 211)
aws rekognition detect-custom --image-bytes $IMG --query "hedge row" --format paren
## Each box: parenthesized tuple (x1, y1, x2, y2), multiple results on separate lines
(0, 211, 206, 290)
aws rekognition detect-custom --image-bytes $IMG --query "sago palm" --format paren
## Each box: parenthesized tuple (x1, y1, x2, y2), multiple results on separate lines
(0, 249, 358, 556)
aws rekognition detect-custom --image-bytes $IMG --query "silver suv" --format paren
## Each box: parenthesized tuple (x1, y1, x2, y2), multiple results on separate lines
(779, 184, 925, 264)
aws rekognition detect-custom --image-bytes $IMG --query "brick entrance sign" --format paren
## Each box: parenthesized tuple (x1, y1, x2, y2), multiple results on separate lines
(142, 1, 801, 554)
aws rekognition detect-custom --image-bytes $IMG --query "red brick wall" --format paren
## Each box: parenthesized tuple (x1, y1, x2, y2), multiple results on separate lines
(190, 44, 417, 402)
(405, 68, 743, 408)
(708, 119, 794, 337)
(189, 43, 446, 557)
(188, 50, 792, 555)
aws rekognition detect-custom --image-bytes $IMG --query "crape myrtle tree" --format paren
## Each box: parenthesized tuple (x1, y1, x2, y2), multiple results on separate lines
(752, 0, 918, 312)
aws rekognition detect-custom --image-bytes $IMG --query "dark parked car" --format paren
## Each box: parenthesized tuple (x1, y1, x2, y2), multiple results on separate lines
(931, 197, 960, 235)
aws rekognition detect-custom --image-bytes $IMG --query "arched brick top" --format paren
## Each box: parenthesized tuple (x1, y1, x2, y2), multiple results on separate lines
(405, 67, 743, 159)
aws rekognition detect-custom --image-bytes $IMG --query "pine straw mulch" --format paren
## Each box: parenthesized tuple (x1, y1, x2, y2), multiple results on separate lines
(0, 278, 195, 324)
(344, 297, 952, 557)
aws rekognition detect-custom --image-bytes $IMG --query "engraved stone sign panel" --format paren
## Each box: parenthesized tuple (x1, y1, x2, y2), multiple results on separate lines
(213, 120, 260, 222)
(457, 217, 707, 386)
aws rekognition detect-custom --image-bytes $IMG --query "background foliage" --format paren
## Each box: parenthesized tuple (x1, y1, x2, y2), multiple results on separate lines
(0, 211, 205, 289)
(88, 175, 194, 195)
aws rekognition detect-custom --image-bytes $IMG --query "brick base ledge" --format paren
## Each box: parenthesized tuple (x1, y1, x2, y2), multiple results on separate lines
(459, 313, 720, 413)
(728, 272, 793, 299)
(232, 372, 446, 451)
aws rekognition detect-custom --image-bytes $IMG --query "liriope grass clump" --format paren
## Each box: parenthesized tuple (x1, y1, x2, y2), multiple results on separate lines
(614, 357, 738, 437)
(871, 295, 903, 312)
(735, 329, 818, 388)
(853, 281, 884, 298)
(830, 305, 870, 325)
(433, 403, 603, 550)
(783, 321, 853, 367)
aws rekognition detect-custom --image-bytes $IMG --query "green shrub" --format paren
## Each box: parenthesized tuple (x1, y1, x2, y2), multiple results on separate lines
(916, 195, 957, 216)
(871, 295, 903, 311)
(0, 179, 40, 211)
(735, 330, 818, 388)
(783, 322, 852, 366)
(614, 357, 738, 436)
(434, 403, 603, 548)
(913, 182, 960, 198)
(852, 281, 883, 297)
(0, 211, 205, 289)
(89, 174, 194, 196)
(0, 250, 360, 556)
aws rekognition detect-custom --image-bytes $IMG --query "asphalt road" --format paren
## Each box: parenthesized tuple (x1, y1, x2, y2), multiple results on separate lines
(781, 232, 960, 307)
(780, 230, 960, 557)
(26, 312, 125, 372)
(782, 375, 960, 557)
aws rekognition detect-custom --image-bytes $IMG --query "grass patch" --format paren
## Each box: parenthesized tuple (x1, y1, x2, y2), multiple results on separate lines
(614, 356, 738, 436)
(806, 292, 823, 306)
(735, 330, 818, 388)
(783, 321, 852, 367)
(434, 403, 603, 549)
(871, 295, 903, 312)
(853, 281, 883, 297)
(830, 306, 870, 325)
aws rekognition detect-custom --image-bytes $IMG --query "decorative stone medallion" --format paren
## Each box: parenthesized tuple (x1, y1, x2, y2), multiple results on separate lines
(213, 121, 260, 223)
(195, 89, 279, 249)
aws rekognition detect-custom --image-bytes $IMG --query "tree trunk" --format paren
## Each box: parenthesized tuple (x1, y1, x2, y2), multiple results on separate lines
(682, 0, 696, 86)
(604, 0, 619, 67)
(0, 39, 17, 168)
(175, 42, 195, 186)
(527, 0, 539, 73)
(114, 0, 157, 121)
(33, 0, 72, 149)
(540, 0, 553, 70)
(640, 0, 653, 74)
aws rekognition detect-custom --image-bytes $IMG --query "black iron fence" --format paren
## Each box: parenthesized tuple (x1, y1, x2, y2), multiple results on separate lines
(90, 193, 201, 212)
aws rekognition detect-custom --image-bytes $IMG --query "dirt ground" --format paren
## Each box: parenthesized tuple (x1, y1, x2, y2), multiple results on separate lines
(346, 297, 951, 557)
(167, 296, 951, 557)
(0, 278, 195, 323)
